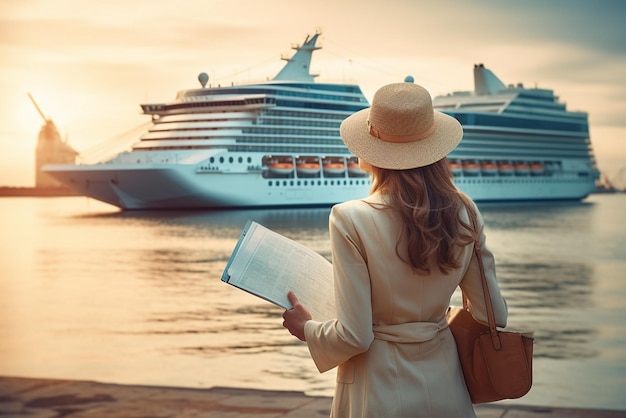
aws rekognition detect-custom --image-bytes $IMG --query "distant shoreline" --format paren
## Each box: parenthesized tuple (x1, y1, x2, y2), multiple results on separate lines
(0, 186, 79, 197)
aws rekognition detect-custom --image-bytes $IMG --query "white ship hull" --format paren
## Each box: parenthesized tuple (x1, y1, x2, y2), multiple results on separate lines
(44, 160, 372, 209)
(455, 176, 595, 202)
(45, 157, 595, 210)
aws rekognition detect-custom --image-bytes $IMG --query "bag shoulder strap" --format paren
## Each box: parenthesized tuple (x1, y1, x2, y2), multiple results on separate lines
(464, 199, 502, 350)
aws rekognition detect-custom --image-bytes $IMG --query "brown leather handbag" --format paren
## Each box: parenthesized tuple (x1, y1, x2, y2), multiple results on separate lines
(447, 209, 534, 404)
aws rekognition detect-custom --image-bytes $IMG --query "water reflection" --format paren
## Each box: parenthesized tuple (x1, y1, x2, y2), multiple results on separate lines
(73, 207, 331, 239)
(479, 200, 594, 230)
(88, 203, 603, 363)
(497, 261, 597, 360)
(479, 201, 601, 361)
(3, 196, 625, 409)
(498, 262, 593, 309)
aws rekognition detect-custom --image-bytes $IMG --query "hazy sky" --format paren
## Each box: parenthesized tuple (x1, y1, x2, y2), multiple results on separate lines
(2, 0, 625, 186)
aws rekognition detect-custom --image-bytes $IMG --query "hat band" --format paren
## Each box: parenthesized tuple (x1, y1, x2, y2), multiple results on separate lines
(368, 120, 434, 143)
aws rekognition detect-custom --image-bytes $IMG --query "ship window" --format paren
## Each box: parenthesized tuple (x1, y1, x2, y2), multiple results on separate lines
(210, 157, 215, 163)
(283, 181, 287, 186)
(268, 181, 273, 186)
(290, 181, 294, 186)
(229, 157, 234, 163)
(247, 157, 252, 163)
(219, 157, 224, 163)
(238, 157, 243, 163)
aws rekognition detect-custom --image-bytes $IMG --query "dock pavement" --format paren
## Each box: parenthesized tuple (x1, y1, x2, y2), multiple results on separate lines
(1, 376, 624, 417)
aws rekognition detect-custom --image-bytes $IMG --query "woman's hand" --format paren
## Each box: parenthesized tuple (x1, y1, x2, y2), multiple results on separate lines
(282, 291, 312, 341)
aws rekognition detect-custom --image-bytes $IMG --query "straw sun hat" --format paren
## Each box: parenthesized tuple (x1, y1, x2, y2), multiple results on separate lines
(340, 82, 463, 170)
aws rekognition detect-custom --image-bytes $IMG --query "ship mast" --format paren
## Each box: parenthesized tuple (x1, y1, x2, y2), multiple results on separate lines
(272, 32, 321, 82)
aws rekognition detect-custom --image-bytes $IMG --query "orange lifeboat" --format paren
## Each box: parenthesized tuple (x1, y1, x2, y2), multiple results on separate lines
(322, 157, 346, 176)
(514, 161, 530, 175)
(462, 160, 481, 176)
(530, 162, 545, 175)
(347, 157, 366, 177)
(268, 162, 294, 175)
(498, 161, 514, 175)
(296, 157, 321, 176)
(448, 160, 463, 175)
(263, 155, 295, 176)
(481, 160, 498, 176)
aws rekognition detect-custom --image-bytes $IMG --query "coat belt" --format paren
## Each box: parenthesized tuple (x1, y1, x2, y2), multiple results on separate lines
(373, 317, 449, 343)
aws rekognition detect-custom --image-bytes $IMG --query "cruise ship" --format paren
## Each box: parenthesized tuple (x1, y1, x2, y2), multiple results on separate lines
(439, 63, 598, 202)
(44, 33, 599, 209)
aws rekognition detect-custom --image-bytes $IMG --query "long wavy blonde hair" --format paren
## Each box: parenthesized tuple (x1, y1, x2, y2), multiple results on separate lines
(369, 157, 474, 275)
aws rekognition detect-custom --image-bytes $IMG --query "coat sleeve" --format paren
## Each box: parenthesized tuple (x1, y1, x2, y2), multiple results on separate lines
(459, 205, 508, 328)
(304, 203, 374, 373)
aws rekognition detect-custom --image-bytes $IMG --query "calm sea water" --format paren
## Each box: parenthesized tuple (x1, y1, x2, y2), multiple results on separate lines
(1, 194, 625, 411)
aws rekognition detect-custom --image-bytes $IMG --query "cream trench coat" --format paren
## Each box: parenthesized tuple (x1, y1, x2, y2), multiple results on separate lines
(303, 192, 507, 418)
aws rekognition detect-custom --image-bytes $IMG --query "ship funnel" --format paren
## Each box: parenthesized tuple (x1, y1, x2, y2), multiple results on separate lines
(473, 63, 506, 95)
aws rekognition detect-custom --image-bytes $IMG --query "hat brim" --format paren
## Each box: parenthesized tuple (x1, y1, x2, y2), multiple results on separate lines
(340, 108, 463, 170)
